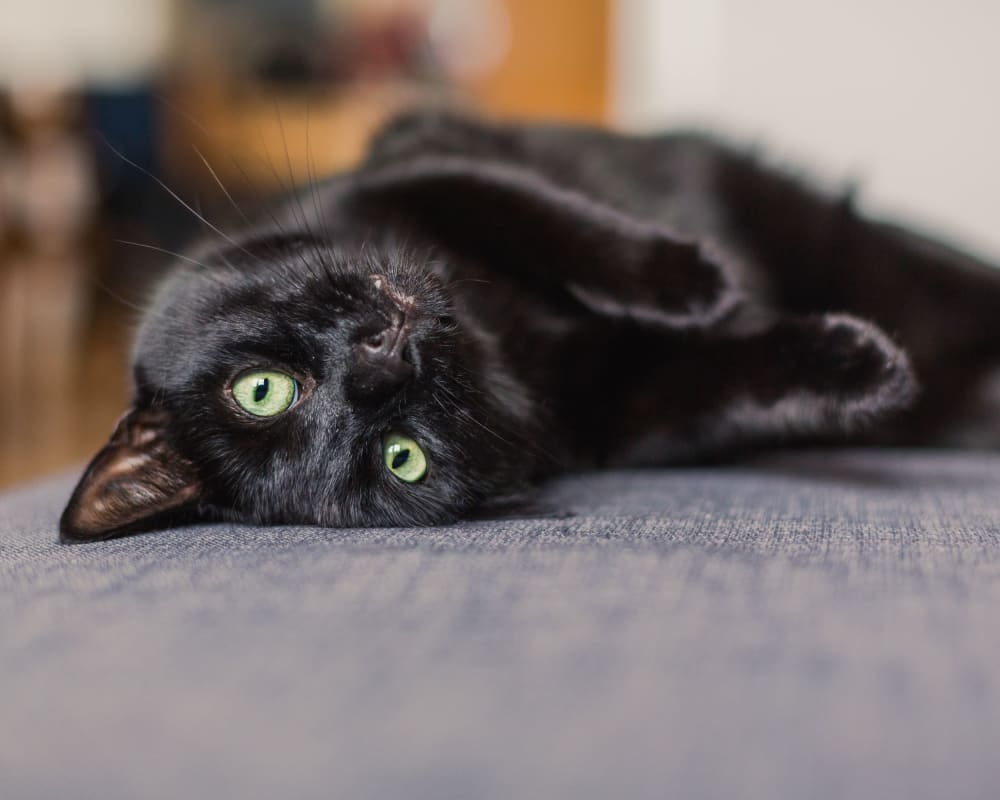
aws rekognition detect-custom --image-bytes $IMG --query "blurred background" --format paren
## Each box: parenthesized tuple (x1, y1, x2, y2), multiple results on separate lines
(0, 0, 997, 487)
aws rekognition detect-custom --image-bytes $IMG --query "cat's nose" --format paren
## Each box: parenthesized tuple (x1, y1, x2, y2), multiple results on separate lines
(351, 318, 415, 399)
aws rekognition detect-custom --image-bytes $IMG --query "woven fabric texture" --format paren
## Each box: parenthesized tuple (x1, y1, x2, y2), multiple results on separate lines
(2, 450, 1000, 799)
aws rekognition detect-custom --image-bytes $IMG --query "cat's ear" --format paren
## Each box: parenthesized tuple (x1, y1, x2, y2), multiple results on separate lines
(346, 156, 742, 329)
(60, 407, 202, 543)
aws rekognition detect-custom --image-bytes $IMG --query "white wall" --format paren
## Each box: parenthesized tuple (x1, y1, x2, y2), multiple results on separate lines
(611, 0, 1000, 261)
(0, 0, 169, 88)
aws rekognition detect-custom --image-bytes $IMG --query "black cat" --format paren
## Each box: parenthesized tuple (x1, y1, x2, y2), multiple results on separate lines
(61, 110, 1000, 541)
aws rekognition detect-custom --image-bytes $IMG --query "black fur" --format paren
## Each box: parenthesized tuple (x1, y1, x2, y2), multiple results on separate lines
(61, 110, 1000, 541)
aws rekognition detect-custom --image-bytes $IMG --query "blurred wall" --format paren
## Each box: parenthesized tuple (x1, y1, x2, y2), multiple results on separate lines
(0, 0, 169, 86)
(611, 0, 1000, 261)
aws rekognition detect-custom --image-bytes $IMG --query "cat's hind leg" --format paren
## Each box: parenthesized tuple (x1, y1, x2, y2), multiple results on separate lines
(608, 312, 918, 464)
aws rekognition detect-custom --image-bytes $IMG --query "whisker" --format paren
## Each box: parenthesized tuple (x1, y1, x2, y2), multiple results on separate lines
(272, 102, 305, 223)
(225, 153, 332, 294)
(113, 238, 216, 270)
(85, 274, 147, 314)
(304, 102, 336, 261)
(255, 119, 321, 280)
(434, 381, 515, 447)
(154, 93, 213, 138)
(228, 155, 290, 238)
(275, 101, 330, 271)
(435, 369, 556, 463)
(97, 134, 258, 262)
(192, 145, 254, 229)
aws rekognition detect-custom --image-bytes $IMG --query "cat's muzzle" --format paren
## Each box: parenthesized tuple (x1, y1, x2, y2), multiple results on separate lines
(354, 293, 417, 400)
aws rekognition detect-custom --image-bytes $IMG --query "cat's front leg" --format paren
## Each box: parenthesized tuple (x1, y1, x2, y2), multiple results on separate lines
(347, 155, 742, 331)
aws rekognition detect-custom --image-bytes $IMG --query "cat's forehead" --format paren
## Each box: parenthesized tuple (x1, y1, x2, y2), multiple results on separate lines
(135, 261, 359, 380)
(130, 237, 438, 391)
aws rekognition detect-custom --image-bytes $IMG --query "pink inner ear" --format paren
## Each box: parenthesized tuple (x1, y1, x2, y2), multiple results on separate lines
(60, 408, 201, 542)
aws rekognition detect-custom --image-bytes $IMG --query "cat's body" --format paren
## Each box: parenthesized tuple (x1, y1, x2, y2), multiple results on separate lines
(61, 110, 1000, 541)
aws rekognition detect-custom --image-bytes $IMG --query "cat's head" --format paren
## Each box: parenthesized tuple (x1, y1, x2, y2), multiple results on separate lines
(60, 236, 538, 541)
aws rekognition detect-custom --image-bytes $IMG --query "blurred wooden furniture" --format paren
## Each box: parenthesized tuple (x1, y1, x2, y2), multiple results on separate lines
(165, 0, 610, 194)
(471, 0, 609, 123)
(0, 92, 127, 488)
(0, 0, 610, 489)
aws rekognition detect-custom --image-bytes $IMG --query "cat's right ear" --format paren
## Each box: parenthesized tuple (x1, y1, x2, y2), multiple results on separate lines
(60, 407, 202, 543)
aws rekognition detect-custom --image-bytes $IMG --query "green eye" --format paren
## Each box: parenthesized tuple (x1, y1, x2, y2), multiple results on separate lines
(383, 432, 427, 483)
(232, 370, 298, 417)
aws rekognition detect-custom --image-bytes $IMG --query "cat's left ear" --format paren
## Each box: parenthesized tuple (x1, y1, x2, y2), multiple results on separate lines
(346, 156, 742, 329)
(60, 407, 202, 542)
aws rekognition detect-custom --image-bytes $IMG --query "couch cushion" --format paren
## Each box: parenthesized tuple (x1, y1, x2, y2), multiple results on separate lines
(2, 449, 1000, 799)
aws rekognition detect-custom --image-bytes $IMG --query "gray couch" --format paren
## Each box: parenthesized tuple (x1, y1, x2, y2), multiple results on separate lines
(3, 449, 999, 799)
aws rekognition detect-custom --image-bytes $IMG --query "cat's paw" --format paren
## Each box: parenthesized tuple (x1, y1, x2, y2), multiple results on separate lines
(788, 313, 918, 425)
(567, 239, 743, 330)
(717, 313, 919, 442)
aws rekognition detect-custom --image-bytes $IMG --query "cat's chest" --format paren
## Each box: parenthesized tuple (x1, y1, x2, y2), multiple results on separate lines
(447, 272, 616, 411)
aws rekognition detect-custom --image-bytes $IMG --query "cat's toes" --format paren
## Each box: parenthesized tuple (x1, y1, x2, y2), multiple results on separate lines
(796, 313, 918, 424)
